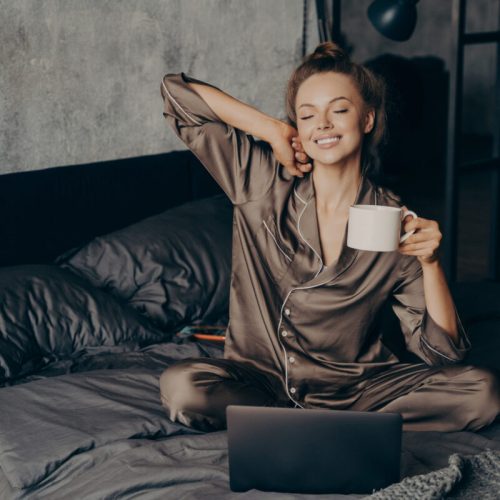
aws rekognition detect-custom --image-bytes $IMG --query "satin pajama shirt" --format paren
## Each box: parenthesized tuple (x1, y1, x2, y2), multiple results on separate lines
(158, 72, 499, 432)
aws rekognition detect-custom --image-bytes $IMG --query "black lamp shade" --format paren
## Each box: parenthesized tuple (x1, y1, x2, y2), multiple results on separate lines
(368, 0, 419, 42)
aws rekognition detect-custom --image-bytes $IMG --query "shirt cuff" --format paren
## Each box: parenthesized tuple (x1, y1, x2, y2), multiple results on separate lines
(420, 307, 472, 364)
(161, 72, 222, 126)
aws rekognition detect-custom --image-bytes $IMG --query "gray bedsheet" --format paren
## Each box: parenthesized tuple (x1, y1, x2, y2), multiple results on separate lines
(0, 337, 498, 499)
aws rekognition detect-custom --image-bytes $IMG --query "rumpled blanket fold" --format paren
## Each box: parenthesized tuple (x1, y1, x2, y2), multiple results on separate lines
(365, 449, 500, 499)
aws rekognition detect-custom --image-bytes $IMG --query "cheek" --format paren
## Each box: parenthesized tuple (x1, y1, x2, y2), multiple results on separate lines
(303, 143, 316, 158)
(297, 126, 312, 146)
(296, 122, 307, 137)
(297, 119, 316, 138)
(297, 129, 315, 156)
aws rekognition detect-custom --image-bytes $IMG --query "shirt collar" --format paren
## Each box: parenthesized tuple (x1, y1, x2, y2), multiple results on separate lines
(292, 171, 378, 285)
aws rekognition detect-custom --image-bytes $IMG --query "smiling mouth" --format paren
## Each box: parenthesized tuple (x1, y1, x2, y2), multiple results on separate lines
(314, 136, 342, 146)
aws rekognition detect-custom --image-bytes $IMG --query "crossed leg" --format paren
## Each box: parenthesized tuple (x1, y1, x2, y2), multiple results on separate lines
(159, 357, 289, 432)
(350, 363, 500, 432)
(160, 358, 500, 433)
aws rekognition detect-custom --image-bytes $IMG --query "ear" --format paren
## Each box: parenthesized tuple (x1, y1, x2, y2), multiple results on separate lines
(363, 109, 375, 134)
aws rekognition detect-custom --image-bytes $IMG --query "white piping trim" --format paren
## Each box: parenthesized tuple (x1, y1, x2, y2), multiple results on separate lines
(277, 288, 305, 408)
(278, 175, 370, 408)
(419, 302, 471, 362)
(161, 79, 203, 126)
(263, 220, 292, 262)
(297, 200, 324, 278)
(420, 336, 460, 363)
(277, 253, 359, 408)
(294, 185, 307, 204)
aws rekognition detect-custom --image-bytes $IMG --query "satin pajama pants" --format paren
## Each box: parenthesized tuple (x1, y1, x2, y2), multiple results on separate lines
(159, 358, 500, 433)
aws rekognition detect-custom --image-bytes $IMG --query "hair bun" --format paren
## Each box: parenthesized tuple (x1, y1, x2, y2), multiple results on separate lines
(311, 41, 348, 62)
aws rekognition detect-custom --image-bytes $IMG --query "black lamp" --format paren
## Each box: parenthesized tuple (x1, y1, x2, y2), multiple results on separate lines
(367, 0, 420, 42)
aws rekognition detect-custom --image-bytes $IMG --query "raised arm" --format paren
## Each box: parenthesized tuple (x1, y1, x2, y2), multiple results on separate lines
(188, 80, 312, 176)
(184, 80, 281, 145)
(161, 73, 310, 204)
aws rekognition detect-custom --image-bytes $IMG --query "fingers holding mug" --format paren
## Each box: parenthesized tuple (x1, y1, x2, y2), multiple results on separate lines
(399, 206, 418, 244)
(398, 209, 443, 264)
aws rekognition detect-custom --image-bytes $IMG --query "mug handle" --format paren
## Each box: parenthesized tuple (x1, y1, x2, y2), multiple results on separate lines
(399, 210, 418, 243)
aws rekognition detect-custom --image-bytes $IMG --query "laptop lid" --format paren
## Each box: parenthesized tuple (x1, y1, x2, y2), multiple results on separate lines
(226, 405, 402, 495)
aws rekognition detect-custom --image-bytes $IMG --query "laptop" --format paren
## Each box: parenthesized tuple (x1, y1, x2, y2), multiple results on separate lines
(226, 405, 402, 495)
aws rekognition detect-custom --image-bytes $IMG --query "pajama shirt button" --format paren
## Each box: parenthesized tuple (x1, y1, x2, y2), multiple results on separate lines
(289, 356, 295, 363)
(285, 308, 291, 316)
(290, 387, 297, 394)
(281, 330, 288, 337)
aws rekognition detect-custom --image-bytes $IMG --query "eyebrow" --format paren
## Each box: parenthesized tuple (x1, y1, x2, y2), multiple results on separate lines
(298, 97, 351, 109)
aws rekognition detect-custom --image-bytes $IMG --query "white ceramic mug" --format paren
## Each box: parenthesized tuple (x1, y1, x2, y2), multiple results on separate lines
(347, 205, 418, 252)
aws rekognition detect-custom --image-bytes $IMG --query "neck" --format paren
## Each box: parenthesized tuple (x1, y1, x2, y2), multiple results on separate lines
(312, 160, 363, 214)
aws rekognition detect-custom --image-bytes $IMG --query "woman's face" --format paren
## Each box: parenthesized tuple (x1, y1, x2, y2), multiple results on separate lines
(295, 71, 374, 168)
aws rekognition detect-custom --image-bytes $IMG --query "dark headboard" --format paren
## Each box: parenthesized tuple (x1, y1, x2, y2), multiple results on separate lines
(0, 150, 224, 267)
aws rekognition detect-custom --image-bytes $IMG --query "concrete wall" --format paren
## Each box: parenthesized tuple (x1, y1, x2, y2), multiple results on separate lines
(0, 0, 319, 174)
(1, 0, 497, 174)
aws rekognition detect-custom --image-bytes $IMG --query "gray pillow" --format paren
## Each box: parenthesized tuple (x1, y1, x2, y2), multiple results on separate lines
(0, 265, 169, 384)
(56, 194, 233, 331)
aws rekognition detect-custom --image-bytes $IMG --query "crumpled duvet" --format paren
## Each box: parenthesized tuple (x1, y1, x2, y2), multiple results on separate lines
(0, 337, 498, 499)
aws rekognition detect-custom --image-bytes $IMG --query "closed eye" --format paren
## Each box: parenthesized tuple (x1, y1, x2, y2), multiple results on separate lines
(300, 109, 348, 120)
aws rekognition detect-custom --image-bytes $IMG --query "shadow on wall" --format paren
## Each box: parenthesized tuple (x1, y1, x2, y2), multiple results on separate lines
(364, 54, 449, 204)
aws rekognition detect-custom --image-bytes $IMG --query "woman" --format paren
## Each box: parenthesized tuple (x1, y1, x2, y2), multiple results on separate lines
(158, 42, 499, 433)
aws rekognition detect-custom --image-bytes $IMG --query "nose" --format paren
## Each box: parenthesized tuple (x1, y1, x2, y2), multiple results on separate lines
(317, 111, 333, 130)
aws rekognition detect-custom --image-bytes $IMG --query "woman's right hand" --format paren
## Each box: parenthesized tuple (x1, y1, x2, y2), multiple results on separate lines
(270, 122, 312, 178)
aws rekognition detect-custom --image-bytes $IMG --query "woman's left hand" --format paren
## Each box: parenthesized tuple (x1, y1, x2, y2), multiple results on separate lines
(398, 206, 442, 265)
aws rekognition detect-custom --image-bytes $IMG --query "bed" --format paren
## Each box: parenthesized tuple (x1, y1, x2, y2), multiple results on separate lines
(0, 151, 499, 499)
